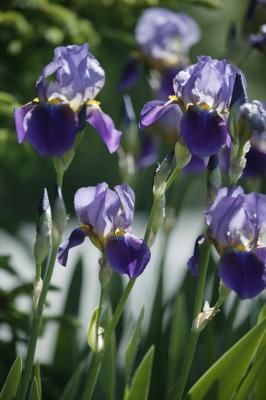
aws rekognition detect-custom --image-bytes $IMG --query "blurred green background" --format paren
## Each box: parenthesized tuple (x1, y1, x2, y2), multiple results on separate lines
(1, 0, 265, 230)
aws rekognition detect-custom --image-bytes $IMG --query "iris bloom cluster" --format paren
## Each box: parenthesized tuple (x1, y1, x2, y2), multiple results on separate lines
(140, 56, 242, 158)
(189, 187, 266, 299)
(58, 182, 151, 278)
(14, 44, 121, 156)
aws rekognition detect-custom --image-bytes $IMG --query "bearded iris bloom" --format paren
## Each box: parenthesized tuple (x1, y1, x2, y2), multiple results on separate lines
(14, 44, 122, 156)
(140, 56, 244, 158)
(57, 182, 151, 278)
(120, 8, 200, 90)
(189, 187, 266, 299)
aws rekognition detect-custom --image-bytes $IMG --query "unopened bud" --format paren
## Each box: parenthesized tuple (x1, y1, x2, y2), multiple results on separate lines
(33, 278, 43, 309)
(53, 186, 68, 242)
(174, 142, 191, 168)
(87, 307, 104, 353)
(153, 151, 175, 198)
(34, 188, 52, 265)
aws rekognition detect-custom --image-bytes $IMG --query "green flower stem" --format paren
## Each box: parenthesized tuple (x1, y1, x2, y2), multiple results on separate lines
(18, 241, 60, 400)
(82, 164, 182, 400)
(169, 242, 211, 400)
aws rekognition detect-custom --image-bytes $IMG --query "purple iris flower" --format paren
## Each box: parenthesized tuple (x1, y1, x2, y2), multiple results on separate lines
(250, 24, 266, 53)
(140, 56, 243, 158)
(14, 44, 122, 156)
(119, 8, 200, 91)
(57, 182, 151, 278)
(190, 187, 266, 299)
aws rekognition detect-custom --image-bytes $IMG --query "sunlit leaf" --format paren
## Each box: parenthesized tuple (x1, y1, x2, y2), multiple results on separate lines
(125, 346, 154, 400)
(0, 354, 22, 400)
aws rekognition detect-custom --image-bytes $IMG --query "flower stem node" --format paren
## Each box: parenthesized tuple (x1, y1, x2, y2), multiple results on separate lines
(99, 260, 112, 288)
(192, 301, 218, 333)
(33, 278, 43, 310)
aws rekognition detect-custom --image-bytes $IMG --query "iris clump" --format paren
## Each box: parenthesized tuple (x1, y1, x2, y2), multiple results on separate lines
(14, 44, 122, 156)
(140, 56, 245, 158)
(58, 182, 151, 278)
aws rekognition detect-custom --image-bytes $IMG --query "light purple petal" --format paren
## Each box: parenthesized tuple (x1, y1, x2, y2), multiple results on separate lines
(187, 235, 205, 277)
(58, 227, 86, 266)
(244, 192, 266, 238)
(181, 106, 229, 156)
(105, 233, 151, 278)
(14, 103, 36, 143)
(114, 183, 135, 229)
(139, 100, 176, 128)
(218, 249, 266, 299)
(74, 183, 121, 237)
(86, 106, 122, 153)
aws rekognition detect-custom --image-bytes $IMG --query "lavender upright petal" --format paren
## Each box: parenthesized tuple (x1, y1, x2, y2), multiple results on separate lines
(135, 8, 200, 65)
(86, 106, 122, 153)
(114, 183, 135, 229)
(14, 103, 36, 144)
(105, 233, 151, 278)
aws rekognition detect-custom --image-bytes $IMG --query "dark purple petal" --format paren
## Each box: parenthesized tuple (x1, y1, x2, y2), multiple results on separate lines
(139, 100, 176, 128)
(244, 147, 266, 177)
(137, 133, 159, 168)
(114, 184, 135, 229)
(218, 249, 266, 299)
(181, 106, 229, 156)
(58, 227, 86, 266)
(105, 233, 151, 278)
(187, 235, 205, 277)
(21, 103, 78, 156)
(14, 103, 36, 143)
(119, 57, 142, 91)
(86, 107, 122, 153)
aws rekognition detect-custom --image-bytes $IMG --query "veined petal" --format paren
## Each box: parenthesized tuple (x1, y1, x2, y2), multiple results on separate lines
(181, 105, 228, 156)
(218, 249, 266, 299)
(14, 103, 36, 143)
(86, 106, 122, 153)
(22, 103, 78, 156)
(114, 183, 135, 229)
(105, 233, 151, 278)
(58, 227, 86, 266)
(139, 99, 176, 128)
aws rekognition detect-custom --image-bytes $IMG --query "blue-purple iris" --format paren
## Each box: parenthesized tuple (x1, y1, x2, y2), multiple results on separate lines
(140, 56, 243, 158)
(14, 44, 122, 156)
(190, 187, 266, 299)
(57, 182, 151, 278)
(120, 8, 200, 90)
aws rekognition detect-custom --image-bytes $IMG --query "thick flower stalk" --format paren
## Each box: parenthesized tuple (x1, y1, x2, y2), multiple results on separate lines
(14, 44, 122, 157)
(58, 182, 151, 278)
(140, 56, 244, 158)
(189, 187, 266, 299)
(120, 8, 200, 90)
